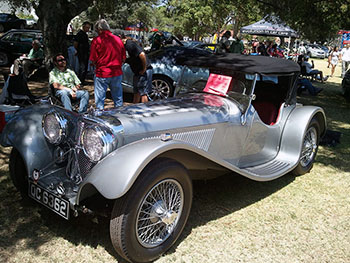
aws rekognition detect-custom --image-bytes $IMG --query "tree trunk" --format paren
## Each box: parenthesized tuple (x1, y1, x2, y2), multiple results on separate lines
(35, 0, 94, 62)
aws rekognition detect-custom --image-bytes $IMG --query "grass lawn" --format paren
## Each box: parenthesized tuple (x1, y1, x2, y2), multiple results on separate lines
(0, 58, 349, 263)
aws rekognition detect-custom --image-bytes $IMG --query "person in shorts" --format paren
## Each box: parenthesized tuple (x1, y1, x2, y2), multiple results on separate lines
(121, 35, 153, 103)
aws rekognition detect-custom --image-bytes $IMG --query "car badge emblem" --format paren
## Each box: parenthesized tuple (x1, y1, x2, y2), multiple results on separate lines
(161, 133, 173, 142)
(56, 182, 65, 195)
(32, 169, 40, 182)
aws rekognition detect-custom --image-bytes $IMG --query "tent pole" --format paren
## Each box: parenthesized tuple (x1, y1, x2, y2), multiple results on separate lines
(288, 36, 291, 56)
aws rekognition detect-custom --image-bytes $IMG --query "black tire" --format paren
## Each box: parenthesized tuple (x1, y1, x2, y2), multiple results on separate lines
(110, 158, 192, 263)
(149, 75, 174, 101)
(0, 52, 9, 66)
(9, 148, 29, 197)
(292, 118, 320, 175)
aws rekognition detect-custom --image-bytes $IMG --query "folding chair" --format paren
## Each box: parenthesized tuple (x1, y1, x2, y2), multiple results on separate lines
(6, 73, 38, 106)
(48, 84, 80, 112)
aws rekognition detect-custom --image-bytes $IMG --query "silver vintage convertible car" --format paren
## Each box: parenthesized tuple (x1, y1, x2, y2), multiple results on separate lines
(0, 53, 326, 262)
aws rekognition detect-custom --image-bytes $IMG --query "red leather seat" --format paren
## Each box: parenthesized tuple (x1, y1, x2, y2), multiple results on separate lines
(252, 102, 278, 125)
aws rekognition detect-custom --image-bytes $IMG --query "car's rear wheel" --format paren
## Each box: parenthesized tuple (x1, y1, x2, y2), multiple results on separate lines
(149, 76, 174, 100)
(0, 52, 8, 66)
(110, 158, 193, 263)
(9, 148, 29, 197)
(292, 118, 320, 175)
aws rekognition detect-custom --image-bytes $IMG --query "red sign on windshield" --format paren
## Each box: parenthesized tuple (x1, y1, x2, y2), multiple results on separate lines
(204, 73, 232, 97)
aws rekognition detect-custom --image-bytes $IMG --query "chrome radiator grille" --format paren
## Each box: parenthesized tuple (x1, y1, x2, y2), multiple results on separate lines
(66, 121, 96, 183)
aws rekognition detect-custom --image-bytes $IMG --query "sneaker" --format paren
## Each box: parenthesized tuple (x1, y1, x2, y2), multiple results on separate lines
(323, 76, 329, 81)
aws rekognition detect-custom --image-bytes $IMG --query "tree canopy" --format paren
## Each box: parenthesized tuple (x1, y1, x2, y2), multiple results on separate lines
(3, 0, 350, 59)
(255, 0, 350, 42)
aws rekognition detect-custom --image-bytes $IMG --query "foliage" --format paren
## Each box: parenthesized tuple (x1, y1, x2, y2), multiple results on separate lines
(3, 0, 95, 60)
(163, 0, 261, 40)
(255, 0, 350, 42)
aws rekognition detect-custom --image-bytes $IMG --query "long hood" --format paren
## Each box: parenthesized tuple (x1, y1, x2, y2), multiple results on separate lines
(96, 94, 241, 135)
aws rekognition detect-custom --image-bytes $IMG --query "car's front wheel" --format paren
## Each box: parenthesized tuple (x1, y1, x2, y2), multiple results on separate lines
(9, 148, 29, 197)
(110, 158, 193, 263)
(149, 76, 174, 100)
(0, 52, 8, 66)
(292, 118, 320, 175)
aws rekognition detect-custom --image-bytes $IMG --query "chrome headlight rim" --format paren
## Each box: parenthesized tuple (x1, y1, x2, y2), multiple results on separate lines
(81, 125, 116, 163)
(42, 110, 68, 145)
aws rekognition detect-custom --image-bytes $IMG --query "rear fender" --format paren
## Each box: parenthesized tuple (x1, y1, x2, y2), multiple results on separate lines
(278, 105, 326, 163)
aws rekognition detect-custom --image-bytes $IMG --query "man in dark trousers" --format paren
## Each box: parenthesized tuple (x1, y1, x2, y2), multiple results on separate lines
(74, 21, 91, 84)
(121, 35, 153, 103)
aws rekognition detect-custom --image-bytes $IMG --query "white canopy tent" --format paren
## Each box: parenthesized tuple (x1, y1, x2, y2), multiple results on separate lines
(240, 16, 299, 53)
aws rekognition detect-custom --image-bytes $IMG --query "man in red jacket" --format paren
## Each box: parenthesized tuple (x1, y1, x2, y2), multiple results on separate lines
(89, 19, 126, 109)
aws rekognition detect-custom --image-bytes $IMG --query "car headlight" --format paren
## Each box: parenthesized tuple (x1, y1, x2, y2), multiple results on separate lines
(42, 111, 68, 145)
(81, 126, 117, 162)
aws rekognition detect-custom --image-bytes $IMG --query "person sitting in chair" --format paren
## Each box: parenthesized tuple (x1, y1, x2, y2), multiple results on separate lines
(302, 56, 328, 83)
(13, 39, 44, 78)
(49, 53, 89, 113)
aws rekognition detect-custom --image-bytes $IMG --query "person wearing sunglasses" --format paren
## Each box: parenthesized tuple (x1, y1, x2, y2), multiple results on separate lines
(49, 53, 89, 112)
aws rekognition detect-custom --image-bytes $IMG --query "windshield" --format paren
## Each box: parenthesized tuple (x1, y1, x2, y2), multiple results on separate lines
(200, 70, 255, 112)
(226, 72, 255, 112)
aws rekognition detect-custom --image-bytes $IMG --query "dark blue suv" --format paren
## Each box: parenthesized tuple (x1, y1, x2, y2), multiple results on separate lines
(0, 29, 42, 66)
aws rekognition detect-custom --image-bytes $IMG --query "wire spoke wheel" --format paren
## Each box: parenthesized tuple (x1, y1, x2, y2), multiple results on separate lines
(300, 126, 317, 167)
(292, 118, 320, 176)
(110, 158, 192, 263)
(136, 179, 184, 248)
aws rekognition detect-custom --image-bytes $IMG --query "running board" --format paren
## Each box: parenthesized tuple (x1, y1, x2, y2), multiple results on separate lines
(239, 158, 295, 181)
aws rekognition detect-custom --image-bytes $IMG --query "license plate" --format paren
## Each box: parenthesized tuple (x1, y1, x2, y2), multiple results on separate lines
(29, 181, 69, 220)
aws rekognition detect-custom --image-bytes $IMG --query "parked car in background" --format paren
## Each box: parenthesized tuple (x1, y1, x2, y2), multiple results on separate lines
(341, 68, 350, 102)
(181, 40, 202, 47)
(0, 29, 42, 66)
(183, 41, 219, 53)
(0, 13, 27, 32)
(306, 44, 326, 59)
(122, 45, 211, 100)
(0, 53, 326, 263)
(317, 44, 330, 58)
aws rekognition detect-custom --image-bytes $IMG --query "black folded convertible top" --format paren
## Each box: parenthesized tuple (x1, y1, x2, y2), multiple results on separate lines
(176, 53, 300, 75)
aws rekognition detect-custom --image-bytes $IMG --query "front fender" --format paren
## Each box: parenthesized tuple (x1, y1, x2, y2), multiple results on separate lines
(0, 105, 54, 174)
(78, 138, 231, 201)
(0, 104, 79, 176)
(279, 105, 326, 164)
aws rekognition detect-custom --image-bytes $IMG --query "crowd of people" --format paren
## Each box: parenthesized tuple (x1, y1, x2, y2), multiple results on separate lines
(61, 19, 153, 112)
(6, 19, 153, 113)
(5, 22, 350, 109)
